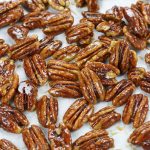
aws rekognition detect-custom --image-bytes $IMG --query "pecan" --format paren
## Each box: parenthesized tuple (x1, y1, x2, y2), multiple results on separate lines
(49, 81, 82, 98)
(127, 67, 146, 86)
(24, 54, 48, 85)
(0, 39, 9, 57)
(105, 79, 135, 106)
(145, 53, 150, 64)
(47, 59, 79, 81)
(85, 61, 120, 86)
(122, 94, 148, 128)
(73, 129, 114, 150)
(98, 35, 112, 48)
(9, 35, 40, 60)
(37, 95, 58, 128)
(63, 98, 94, 130)
(89, 106, 121, 129)
(22, 125, 50, 150)
(48, 123, 72, 150)
(14, 80, 37, 112)
(128, 121, 150, 150)
(7, 25, 29, 42)
(0, 104, 29, 133)
(79, 67, 105, 104)
(0, 139, 18, 150)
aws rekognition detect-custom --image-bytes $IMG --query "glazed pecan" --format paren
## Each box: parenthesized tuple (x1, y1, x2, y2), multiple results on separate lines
(85, 61, 120, 86)
(98, 35, 112, 48)
(14, 80, 37, 112)
(79, 67, 105, 104)
(128, 121, 150, 150)
(122, 94, 148, 128)
(89, 106, 121, 129)
(47, 59, 79, 81)
(22, 125, 50, 150)
(48, 123, 72, 150)
(37, 95, 58, 128)
(0, 104, 29, 133)
(24, 54, 48, 85)
(8, 25, 29, 42)
(0, 39, 9, 57)
(9, 36, 40, 60)
(127, 67, 146, 86)
(0, 139, 18, 150)
(49, 81, 82, 98)
(73, 129, 114, 150)
(105, 79, 135, 106)
(63, 98, 94, 130)
(145, 53, 150, 64)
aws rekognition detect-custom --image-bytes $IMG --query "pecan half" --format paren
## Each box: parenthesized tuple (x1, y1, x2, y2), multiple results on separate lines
(0, 39, 9, 57)
(89, 106, 121, 129)
(128, 121, 150, 150)
(98, 35, 112, 48)
(73, 129, 114, 150)
(79, 67, 105, 104)
(48, 123, 72, 150)
(24, 54, 48, 85)
(0, 104, 29, 133)
(47, 59, 79, 81)
(22, 125, 50, 150)
(49, 81, 82, 98)
(145, 53, 150, 64)
(63, 98, 94, 130)
(105, 79, 135, 106)
(37, 95, 58, 128)
(122, 94, 148, 128)
(14, 80, 37, 112)
(0, 139, 18, 150)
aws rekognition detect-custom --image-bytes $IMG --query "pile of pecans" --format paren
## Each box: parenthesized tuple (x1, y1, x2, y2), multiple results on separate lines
(0, 0, 149, 149)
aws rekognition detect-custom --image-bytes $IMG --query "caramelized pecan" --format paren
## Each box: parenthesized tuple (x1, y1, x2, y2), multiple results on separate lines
(22, 125, 50, 150)
(37, 95, 58, 128)
(63, 98, 94, 130)
(0, 39, 9, 57)
(145, 53, 150, 64)
(14, 80, 37, 112)
(98, 35, 112, 48)
(0, 139, 18, 150)
(105, 79, 135, 106)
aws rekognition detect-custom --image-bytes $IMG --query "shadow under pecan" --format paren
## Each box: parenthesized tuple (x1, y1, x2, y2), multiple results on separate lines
(22, 125, 50, 150)
(24, 54, 48, 85)
(14, 80, 37, 112)
(63, 98, 94, 131)
(122, 94, 148, 128)
(89, 106, 121, 129)
(37, 95, 58, 128)
(128, 121, 150, 150)
(73, 129, 114, 150)
(0, 39, 9, 57)
(0, 139, 19, 150)
(105, 79, 135, 106)
(85, 61, 120, 86)
(48, 123, 72, 150)
(79, 67, 105, 104)
(49, 81, 82, 98)
(0, 104, 29, 133)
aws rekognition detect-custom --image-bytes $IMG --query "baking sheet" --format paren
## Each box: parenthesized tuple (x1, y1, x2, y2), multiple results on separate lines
(0, 0, 150, 149)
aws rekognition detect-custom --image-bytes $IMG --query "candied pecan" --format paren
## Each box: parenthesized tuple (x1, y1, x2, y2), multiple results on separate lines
(24, 54, 48, 85)
(122, 94, 148, 128)
(128, 121, 150, 150)
(0, 139, 18, 150)
(98, 35, 112, 48)
(127, 67, 146, 86)
(73, 129, 114, 150)
(9, 35, 40, 60)
(22, 125, 50, 150)
(0, 39, 9, 57)
(14, 80, 37, 112)
(47, 59, 79, 81)
(49, 81, 82, 98)
(37, 95, 58, 128)
(109, 40, 137, 74)
(145, 53, 150, 64)
(48, 123, 72, 150)
(8, 25, 29, 42)
(79, 67, 105, 104)
(85, 61, 120, 86)
(89, 106, 121, 129)
(0, 104, 29, 133)
(52, 45, 80, 62)
(63, 98, 94, 130)
(105, 79, 135, 106)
